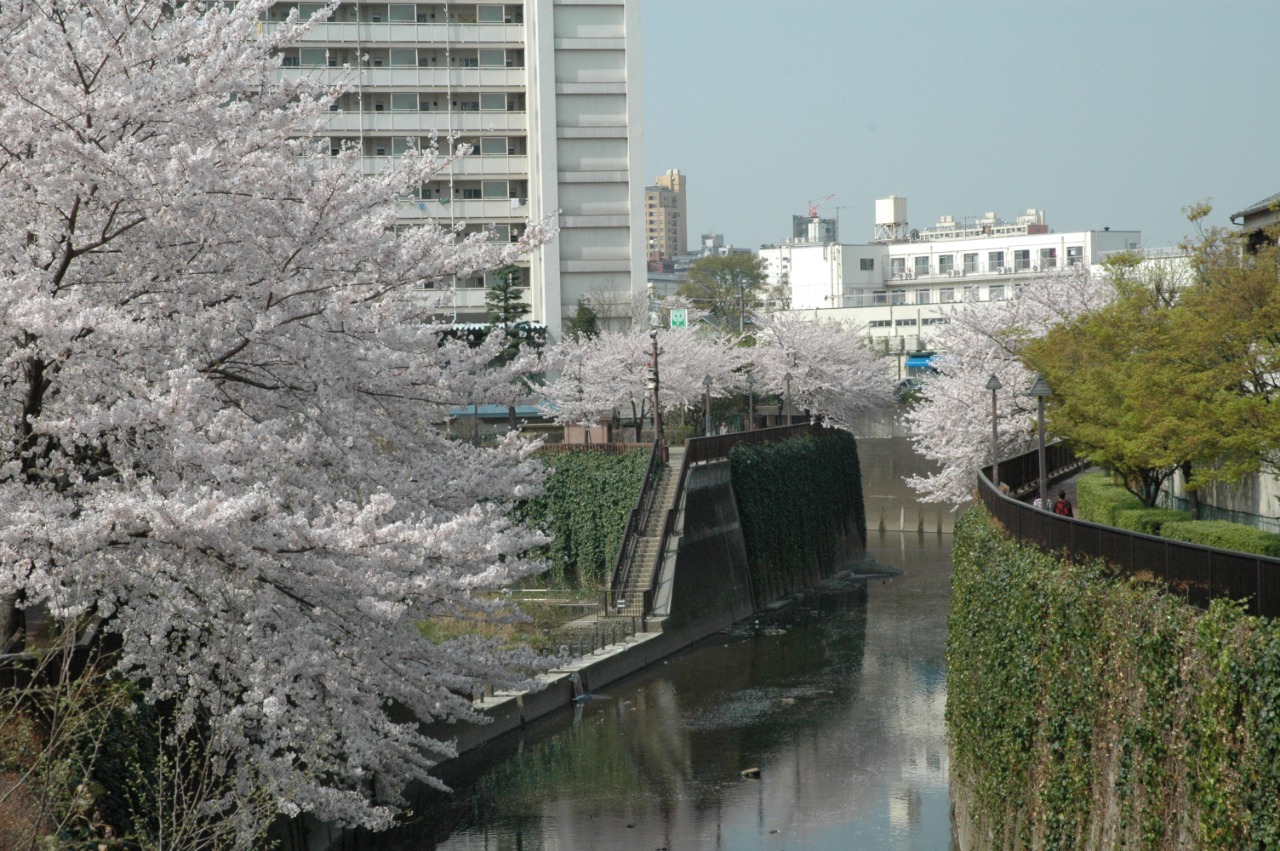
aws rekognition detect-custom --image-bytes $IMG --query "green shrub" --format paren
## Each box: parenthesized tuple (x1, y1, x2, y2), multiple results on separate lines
(1075, 471, 1143, 525)
(729, 432, 864, 607)
(950, 506, 1280, 849)
(1114, 507, 1192, 535)
(518, 448, 649, 588)
(1159, 519, 1280, 558)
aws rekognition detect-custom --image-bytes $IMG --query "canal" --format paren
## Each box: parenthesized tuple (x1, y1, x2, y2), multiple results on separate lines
(349, 419, 956, 850)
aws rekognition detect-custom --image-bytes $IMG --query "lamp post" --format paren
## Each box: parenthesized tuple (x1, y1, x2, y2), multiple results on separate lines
(783, 371, 793, 426)
(648, 329, 662, 445)
(746, 372, 757, 431)
(1028, 374, 1053, 509)
(986, 374, 1002, 489)
(702, 374, 714, 436)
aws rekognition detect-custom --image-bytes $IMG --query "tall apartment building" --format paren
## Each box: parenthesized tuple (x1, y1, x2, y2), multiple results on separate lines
(273, 1, 646, 338)
(645, 168, 687, 264)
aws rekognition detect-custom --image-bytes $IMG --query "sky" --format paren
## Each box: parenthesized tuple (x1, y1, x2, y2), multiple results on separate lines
(640, 1, 1280, 252)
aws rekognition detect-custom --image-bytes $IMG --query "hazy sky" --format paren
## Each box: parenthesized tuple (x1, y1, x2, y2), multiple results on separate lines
(640, 1, 1280, 252)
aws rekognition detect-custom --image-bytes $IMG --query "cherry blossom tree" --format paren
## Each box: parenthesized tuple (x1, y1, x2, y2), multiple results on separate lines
(0, 0, 555, 836)
(541, 324, 746, 438)
(904, 267, 1116, 505)
(750, 313, 897, 429)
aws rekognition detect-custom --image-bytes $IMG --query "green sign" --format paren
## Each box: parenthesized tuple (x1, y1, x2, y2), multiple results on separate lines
(670, 308, 688, 329)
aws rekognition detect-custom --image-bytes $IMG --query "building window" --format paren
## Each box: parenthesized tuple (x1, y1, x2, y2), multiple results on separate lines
(478, 49, 506, 67)
(477, 5, 505, 22)
(895, 318, 918, 327)
(915, 289, 930, 305)
(922, 317, 949, 326)
(914, 256, 930, 277)
(390, 48, 417, 66)
(479, 136, 507, 155)
(860, 258, 874, 271)
(482, 180, 509, 198)
(480, 92, 506, 111)
(461, 188, 482, 199)
(964, 285, 980, 302)
(869, 319, 891, 328)
(990, 284, 1005, 301)
(890, 257, 906, 278)
(963, 253, 978, 273)
(300, 47, 326, 66)
(1040, 247, 1057, 268)
(388, 4, 416, 22)
(390, 92, 417, 111)
(890, 288, 906, 305)
(988, 251, 1004, 272)
(939, 287, 955, 303)
(1013, 249, 1031, 271)
(1066, 246, 1084, 266)
(938, 255, 954, 274)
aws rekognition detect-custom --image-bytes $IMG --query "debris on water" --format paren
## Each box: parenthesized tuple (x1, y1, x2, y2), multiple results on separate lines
(740, 767, 760, 778)
(779, 697, 796, 706)
(573, 692, 610, 703)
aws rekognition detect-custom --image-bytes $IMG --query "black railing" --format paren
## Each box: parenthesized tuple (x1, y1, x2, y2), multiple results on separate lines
(608, 440, 666, 610)
(978, 447, 1280, 618)
(638, 422, 834, 616)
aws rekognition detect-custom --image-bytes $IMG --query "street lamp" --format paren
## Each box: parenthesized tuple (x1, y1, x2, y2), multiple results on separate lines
(985, 374, 1002, 489)
(648, 329, 662, 445)
(746, 372, 757, 431)
(1027, 374, 1053, 509)
(783, 371, 793, 426)
(702, 374, 714, 436)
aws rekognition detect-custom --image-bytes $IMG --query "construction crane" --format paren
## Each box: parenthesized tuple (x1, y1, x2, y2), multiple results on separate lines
(807, 193, 835, 218)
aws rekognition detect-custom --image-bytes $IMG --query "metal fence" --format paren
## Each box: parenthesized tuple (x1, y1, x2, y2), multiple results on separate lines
(979, 447, 1280, 618)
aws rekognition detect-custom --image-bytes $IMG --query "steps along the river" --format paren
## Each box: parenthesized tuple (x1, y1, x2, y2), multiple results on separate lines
(613, 448, 683, 618)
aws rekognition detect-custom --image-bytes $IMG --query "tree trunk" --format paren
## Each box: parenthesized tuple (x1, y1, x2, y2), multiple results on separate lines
(1181, 461, 1201, 520)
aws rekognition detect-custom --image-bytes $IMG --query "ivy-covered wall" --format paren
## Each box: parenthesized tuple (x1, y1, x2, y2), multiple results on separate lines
(949, 507, 1280, 851)
(519, 449, 649, 588)
(728, 432, 865, 608)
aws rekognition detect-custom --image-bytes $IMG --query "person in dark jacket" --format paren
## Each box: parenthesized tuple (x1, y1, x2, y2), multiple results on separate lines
(1053, 490, 1073, 517)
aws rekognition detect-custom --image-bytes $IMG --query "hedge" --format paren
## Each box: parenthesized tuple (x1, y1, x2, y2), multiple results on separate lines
(1113, 507, 1192, 535)
(1075, 471, 1144, 525)
(728, 432, 865, 608)
(1160, 519, 1280, 559)
(518, 448, 649, 588)
(950, 506, 1280, 850)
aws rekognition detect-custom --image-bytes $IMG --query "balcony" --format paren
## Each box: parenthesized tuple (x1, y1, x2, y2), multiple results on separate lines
(267, 21, 526, 46)
(323, 111, 527, 134)
(280, 66, 527, 89)
(362, 155, 529, 177)
(398, 197, 530, 220)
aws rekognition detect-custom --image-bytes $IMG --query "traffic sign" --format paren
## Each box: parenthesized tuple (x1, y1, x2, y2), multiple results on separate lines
(670, 308, 687, 329)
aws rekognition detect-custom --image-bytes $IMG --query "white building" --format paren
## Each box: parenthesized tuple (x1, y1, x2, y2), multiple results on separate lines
(760, 197, 1141, 361)
(272, 0, 646, 338)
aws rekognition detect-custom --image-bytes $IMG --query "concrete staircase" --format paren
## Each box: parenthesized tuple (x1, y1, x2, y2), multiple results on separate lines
(613, 446, 684, 619)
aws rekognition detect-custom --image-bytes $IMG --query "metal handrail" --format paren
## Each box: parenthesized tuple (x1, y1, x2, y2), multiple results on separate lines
(640, 422, 834, 616)
(608, 440, 665, 610)
(977, 447, 1280, 618)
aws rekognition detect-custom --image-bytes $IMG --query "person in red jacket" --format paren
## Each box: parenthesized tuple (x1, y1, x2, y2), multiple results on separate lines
(1053, 490, 1074, 517)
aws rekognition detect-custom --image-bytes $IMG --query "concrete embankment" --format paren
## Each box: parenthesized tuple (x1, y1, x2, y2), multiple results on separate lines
(421, 458, 764, 759)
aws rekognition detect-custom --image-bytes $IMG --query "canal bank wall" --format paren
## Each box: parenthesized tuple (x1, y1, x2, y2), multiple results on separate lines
(949, 506, 1280, 850)
(420, 458, 783, 760)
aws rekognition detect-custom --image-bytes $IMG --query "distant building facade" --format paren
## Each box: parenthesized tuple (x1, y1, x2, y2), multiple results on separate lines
(273, 0, 647, 338)
(760, 197, 1142, 366)
(646, 169, 687, 267)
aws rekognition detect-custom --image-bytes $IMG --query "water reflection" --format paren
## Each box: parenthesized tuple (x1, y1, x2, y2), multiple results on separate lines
(338, 418, 956, 850)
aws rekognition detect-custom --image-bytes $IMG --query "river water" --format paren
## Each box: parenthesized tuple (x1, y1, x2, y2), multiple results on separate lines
(354, 420, 957, 850)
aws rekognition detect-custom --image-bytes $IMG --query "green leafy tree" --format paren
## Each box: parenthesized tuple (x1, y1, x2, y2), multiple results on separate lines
(1025, 211, 1280, 512)
(566, 298, 599, 341)
(677, 254, 769, 334)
